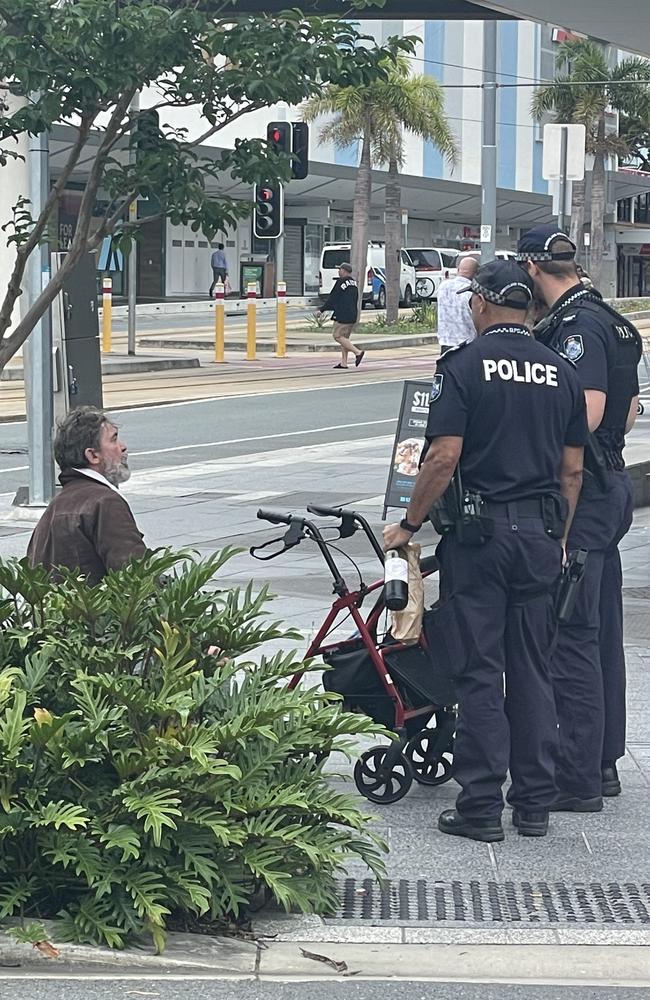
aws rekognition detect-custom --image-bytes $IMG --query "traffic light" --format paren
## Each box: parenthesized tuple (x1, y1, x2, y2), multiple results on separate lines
(291, 122, 309, 180)
(253, 181, 284, 239)
(267, 121, 292, 156)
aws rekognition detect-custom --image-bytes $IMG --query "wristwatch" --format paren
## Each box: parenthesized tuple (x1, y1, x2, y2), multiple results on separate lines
(400, 518, 422, 534)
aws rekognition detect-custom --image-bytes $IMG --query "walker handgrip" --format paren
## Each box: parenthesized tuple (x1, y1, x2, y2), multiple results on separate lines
(307, 504, 343, 518)
(257, 509, 293, 526)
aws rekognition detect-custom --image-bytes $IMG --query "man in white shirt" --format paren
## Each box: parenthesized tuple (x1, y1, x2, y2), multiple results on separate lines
(436, 256, 479, 353)
(27, 407, 146, 585)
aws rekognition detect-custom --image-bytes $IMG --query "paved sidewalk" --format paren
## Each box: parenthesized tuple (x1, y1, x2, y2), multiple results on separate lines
(2, 422, 650, 980)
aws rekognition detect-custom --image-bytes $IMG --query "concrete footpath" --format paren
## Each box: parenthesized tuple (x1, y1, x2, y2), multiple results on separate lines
(2, 410, 650, 986)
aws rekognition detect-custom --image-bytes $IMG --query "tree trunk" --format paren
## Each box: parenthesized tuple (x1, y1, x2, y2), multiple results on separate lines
(590, 116, 607, 289)
(350, 126, 372, 321)
(384, 155, 402, 325)
(569, 177, 585, 252)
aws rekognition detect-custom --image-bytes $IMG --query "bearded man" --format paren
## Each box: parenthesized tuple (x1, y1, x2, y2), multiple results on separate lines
(27, 406, 146, 585)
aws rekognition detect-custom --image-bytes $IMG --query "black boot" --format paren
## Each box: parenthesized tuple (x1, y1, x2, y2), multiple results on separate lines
(438, 809, 504, 843)
(550, 794, 603, 812)
(602, 761, 621, 797)
(512, 809, 549, 837)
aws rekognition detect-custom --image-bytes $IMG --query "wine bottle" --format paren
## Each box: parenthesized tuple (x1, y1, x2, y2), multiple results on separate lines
(384, 548, 409, 611)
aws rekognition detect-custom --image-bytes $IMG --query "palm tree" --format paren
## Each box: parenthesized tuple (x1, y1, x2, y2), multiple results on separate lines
(303, 57, 456, 322)
(532, 39, 650, 287)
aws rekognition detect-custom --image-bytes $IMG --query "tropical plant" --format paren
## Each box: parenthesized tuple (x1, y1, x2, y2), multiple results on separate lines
(532, 39, 650, 287)
(303, 55, 456, 323)
(0, 0, 413, 374)
(0, 551, 385, 953)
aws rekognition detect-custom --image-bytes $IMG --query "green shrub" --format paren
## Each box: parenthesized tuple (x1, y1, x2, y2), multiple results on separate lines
(0, 552, 384, 952)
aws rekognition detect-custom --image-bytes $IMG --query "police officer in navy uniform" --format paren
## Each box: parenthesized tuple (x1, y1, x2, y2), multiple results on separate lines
(517, 225, 642, 807)
(384, 259, 588, 842)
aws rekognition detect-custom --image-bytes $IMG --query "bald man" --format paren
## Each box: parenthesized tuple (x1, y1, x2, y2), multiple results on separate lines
(436, 255, 480, 353)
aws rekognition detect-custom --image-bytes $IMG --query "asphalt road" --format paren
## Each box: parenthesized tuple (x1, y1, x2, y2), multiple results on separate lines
(0, 980, 645, 1000)
(0, 379, 406, 496)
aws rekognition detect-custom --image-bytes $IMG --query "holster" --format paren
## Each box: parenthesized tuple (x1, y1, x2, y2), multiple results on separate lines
(584, 435, 611, 493)
(541, 494, 568, 539)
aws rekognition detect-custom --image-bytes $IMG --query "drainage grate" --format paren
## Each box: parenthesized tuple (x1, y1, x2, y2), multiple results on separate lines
(332, 879, 650, 926)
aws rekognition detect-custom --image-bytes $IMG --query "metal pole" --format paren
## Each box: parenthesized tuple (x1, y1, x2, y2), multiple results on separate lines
(480, 20, 498, 263)
(24, 122, 54, 505)
(127, 92, 139, 356)
(276, 228, 284, 292)
(558, 125, 569, 232)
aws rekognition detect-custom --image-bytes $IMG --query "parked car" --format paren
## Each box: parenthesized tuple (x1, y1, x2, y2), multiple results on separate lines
(402, 247, 459, 301)
(456, 249, 518, 265)
(319, 242, 416, 309)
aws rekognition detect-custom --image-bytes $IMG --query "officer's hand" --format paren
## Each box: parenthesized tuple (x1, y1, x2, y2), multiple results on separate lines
(383, 524, 412, 551)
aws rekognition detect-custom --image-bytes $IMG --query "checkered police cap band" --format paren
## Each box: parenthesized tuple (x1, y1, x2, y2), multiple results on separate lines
(516, 231, 577, 262)
(468, 277, 532, 309)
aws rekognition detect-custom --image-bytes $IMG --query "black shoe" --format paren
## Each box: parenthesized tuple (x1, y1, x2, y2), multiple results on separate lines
(550, 793, 603, 813)
(355, 350, 365, 367)
(512, 809, 549, 837)
(332, 363, 349, 369)
(438, 809, 504, 843)
(602, 762, 621, 797)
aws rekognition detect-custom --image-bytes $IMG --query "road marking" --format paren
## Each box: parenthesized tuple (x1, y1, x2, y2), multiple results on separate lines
(129, 419, 397, 458)
(111, 377, 417, 416)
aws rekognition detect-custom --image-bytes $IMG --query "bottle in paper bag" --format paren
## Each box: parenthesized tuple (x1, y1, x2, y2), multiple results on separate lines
(384, 548, 409, 611)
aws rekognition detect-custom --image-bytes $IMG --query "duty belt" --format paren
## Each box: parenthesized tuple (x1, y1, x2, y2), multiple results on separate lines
(482, 498, 546, 517)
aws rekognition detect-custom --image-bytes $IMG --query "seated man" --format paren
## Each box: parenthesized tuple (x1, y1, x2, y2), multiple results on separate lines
(27, 406, 146, 585)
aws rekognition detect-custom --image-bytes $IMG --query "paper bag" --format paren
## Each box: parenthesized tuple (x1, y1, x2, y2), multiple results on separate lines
(390, 542, 424, 644)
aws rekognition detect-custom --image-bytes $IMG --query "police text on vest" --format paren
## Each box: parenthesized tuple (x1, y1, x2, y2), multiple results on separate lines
(483, 359, 558, 386)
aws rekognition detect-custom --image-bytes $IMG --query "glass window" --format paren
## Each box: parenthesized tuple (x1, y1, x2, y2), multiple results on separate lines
(322, 247, 352, 269)
(407, 249, 442, 270)
(441, 251, 459, 268)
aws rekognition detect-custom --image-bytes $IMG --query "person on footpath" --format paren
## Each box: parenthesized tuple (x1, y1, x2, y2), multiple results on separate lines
(209, 243, 228, 298)
(436, 255, 479, 353)
(517, 224, 642, 808)
(317, 262, 365, 370)
(384, 259, 588, 842)
(27, 407, 146, 585)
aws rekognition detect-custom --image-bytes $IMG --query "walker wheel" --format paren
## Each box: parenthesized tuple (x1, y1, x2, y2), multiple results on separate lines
(353, 746, 413, 804)
(405, 727, 454, 786)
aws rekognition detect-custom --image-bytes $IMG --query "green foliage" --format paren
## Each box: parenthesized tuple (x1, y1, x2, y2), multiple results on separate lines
(410, 300, 438, 329)
(0, 550, 385, 952)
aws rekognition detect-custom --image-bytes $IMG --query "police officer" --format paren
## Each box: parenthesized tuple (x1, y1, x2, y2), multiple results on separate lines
(384, 259, 588, 842)
(517, 225, 642, 807)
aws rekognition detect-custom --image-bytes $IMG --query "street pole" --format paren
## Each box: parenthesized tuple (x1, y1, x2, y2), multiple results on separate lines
(480, 20, 498, 263)
(127, 92, 139, 356)
(276, 226, 284, 293)
(558, 125, 569, 232)
(24, 122, 54, 505)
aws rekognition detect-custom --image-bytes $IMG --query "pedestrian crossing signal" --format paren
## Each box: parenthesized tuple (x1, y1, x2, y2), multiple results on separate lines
(253, 181, 284, 239)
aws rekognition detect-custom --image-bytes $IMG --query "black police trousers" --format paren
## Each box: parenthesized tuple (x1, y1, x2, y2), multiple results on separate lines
(552, 470, 633, 797)
(437, 506, 562, 819)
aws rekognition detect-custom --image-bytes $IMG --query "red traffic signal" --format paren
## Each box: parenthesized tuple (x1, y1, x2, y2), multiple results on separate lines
(267, 121, 292, 156)
(253, 181, 283, 239)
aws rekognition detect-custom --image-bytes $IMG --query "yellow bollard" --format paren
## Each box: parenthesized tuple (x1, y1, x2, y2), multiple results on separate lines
(101, 276, 112, 353)
(276, 280, 287, 358)
(246, 281, 257, 361)
(214, 280, 225, 363)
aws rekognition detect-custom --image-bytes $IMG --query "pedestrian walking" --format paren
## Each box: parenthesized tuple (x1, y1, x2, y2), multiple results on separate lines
(317, 262, 365, 369)
(436, 255, 479, 353)
(384, 259, 588, 842)
(209, 243, 228, 298)
(517, 224, 642, 808)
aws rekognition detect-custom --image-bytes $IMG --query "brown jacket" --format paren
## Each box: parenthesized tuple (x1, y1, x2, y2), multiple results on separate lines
(27, 469, 146, 586)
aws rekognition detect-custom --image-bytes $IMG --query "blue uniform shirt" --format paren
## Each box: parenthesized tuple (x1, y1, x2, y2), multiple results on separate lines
(425, 324, 589, 502)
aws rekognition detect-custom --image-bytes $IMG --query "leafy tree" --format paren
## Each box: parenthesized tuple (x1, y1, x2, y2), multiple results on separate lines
(0, 0, 412, 373)
(532, 39, 650, 287)
(0, 550, 386, 952)
(303, 55, 455, 322)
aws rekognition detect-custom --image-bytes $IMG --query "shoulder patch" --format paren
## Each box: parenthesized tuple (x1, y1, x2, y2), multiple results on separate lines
(563, 334, 584, 362)
(430, 372, 444, 402)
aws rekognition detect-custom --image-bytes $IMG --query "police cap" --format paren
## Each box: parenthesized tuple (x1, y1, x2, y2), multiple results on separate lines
(457, 258, 534, 310)
(516, 224, 577, 262)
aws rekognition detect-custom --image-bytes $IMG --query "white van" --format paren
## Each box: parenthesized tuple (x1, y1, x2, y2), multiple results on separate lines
(402, 247, 459, 301)
(319, 242, 416, 308)
(456, 249, 518, 265)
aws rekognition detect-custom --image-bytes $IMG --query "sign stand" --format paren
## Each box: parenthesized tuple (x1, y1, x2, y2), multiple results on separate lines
(382, 379, 432, 519)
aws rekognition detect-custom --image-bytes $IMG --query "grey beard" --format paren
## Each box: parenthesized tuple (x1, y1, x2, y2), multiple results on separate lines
(104, 460, 131, 487)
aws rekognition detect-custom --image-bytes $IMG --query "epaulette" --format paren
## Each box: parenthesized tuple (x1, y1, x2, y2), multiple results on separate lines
(435, 341, 470, 363)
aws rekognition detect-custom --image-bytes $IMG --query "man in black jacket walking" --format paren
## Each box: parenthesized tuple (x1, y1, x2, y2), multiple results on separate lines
(317, 262, 366, 369)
